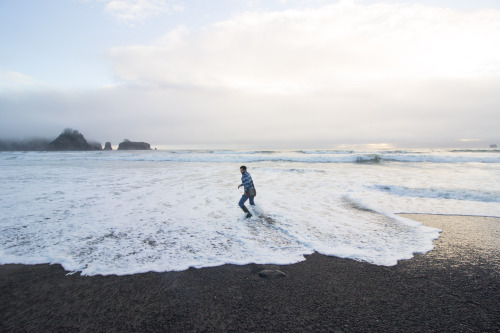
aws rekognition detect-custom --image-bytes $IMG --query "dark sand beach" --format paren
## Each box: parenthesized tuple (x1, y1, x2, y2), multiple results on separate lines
(1, 214, 499, 332)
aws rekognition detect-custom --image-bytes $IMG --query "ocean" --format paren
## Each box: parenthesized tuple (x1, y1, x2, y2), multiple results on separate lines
(0, 149, 498, 275)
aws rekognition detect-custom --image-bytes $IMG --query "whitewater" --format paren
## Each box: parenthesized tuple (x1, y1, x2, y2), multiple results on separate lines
(1, 149, 499, 276)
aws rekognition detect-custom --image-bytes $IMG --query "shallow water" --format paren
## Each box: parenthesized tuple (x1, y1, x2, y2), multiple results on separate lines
(0, 149, 498, 275)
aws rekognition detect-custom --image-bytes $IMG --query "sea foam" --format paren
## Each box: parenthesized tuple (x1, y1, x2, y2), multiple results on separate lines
(0, 149, 498, 275)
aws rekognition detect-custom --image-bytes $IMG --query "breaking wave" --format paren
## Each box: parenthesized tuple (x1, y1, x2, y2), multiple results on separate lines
(372, 185, 500, 203)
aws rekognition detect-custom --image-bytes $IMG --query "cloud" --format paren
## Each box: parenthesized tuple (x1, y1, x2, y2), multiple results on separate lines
(97, 0, 183, 23)
(108, 2, 500, 93)
(2, 76, 499, 147)
(0, 71, 44, 91)
(103, 1, 500, 147)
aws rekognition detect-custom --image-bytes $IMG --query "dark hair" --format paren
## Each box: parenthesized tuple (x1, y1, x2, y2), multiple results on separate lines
(240, 166, 247, 170)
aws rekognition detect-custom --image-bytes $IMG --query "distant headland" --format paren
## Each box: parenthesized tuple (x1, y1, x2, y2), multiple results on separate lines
(0, 129, 152, 151)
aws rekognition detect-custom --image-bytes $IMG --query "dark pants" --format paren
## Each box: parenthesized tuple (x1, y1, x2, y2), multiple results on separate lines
(238, 194, 255, 210)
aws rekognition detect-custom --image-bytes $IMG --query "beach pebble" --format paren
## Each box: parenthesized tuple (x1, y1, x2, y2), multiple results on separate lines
(259, 269, 286, 279)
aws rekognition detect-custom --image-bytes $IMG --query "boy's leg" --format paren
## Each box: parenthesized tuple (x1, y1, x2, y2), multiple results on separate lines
(238, 195, 248, 209)
(238, 195, 252, 218)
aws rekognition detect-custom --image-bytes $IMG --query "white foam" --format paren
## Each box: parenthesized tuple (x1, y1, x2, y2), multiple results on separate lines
(0, 150, 498, 275)
(5, 149, 499, 164)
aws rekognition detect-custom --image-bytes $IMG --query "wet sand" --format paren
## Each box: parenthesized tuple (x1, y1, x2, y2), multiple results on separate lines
(1, 214, 499, 332)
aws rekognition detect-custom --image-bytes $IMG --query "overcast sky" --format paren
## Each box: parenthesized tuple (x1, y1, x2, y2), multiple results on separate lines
(1, 0, 499, 149)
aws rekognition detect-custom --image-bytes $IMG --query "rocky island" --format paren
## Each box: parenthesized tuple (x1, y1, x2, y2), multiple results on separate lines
(117, 139, 151, 150)
(46, 129, 101, 151)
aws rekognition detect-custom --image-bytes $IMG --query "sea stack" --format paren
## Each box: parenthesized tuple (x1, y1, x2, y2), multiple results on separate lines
(117, 139, 151, 150)
(104, 142, 113, 150)
(46, 129, 97, 151)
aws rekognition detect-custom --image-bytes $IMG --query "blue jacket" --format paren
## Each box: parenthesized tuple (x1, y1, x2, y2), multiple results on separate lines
(240, 172, 254, 191)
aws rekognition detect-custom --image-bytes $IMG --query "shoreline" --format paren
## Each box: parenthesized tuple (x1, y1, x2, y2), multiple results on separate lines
(1, 214, 499, 332)
(399, 212, 500, 218)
